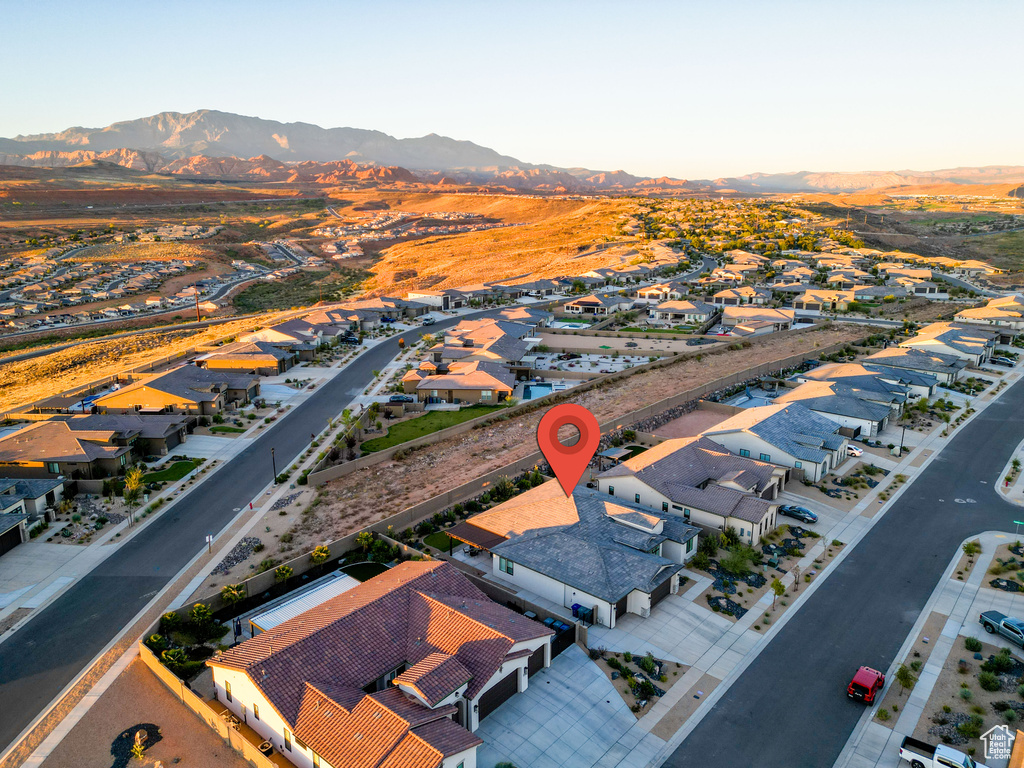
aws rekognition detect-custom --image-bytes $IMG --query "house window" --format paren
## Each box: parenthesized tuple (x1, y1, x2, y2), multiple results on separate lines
(794, 461, 802, 469)
(481, 390, 492, 401)
(739, 528, 745, 537)
(46, 462, 59, 474)
(253, 704, 259, 721)
(662, 502, 668, 512)
(739, 449, 750, 458)
(759, 453, 770, 463)
(430, 390, 438, 397)
(608, 485, 614, 496)
(672, 504, 682, 511)
(498, 557, 514, 575)
(683, 508, 691, 520)
(284, 730, 292, 751)
(313, 754, 320, 768)
(686, 538, 694, 553)
(635, 493, 641, 504)
(225, 681, 232, 702)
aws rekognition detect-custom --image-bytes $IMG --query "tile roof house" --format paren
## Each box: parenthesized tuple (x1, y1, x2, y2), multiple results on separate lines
(448, 484, 700, 627)
(648, 300, 719, 326)
(561, 294, 633, 316)
(402, 361, 515, 404)
(208, 561, 552, 768)
(0, 420, 132, 480)
(711, 286, 771, 306)
(772, 379, 898, 437)
(861, 346, 967, 385)
(721, 306, 795, 332)
(702, 403, 849, 482)
(52, 412, 190, 456)
(0, 476, 64, 516)
(199, 340, 298, 376)
(429, 319, 536, 370)
(899, 322, 998, 366)
(597, 436, 784, 545)
(94, 366, 260, 417)
(796, 362, 937, 399)
(955, 295, 1024, 335)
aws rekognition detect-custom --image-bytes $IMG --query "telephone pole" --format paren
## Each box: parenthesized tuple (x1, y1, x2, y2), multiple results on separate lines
(194, 286, 201, 322)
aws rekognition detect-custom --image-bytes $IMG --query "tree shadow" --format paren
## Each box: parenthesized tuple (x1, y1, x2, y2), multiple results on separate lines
(110, 723, 162, 768)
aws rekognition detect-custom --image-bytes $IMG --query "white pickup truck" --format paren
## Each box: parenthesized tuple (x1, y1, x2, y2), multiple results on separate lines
(899, 736, 987, 768)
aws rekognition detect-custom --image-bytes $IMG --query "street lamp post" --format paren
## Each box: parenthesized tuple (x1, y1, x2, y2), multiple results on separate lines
(1015, 520, 1023, 540)
(271, 447, 277, 484)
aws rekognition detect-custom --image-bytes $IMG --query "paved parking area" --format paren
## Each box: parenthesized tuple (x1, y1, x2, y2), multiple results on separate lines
(475, 644, 665, 768)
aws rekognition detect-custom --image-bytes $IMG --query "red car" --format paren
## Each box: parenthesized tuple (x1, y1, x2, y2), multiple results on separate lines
(847, 666, 885, 703)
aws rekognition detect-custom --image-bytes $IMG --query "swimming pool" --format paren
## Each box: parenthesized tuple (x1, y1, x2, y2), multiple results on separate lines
(523, 383, 554, 400)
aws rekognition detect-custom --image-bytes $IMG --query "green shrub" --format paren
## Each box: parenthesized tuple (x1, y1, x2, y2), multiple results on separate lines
(960, 688, 974, 701)
(983, 648, 1014, 674)
(956, 714, 984, 739)
(877, 708, 890, 721)
(965, 637, 983, 652)
(979, 671, 1001, 691)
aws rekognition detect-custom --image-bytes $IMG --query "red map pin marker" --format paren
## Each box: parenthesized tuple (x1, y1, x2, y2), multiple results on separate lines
(537, 404, 601, 497)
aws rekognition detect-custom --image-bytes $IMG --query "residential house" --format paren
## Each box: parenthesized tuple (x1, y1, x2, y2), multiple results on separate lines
(0, 420, 132, 479)
(711, 287, 771, 306)
(648, 300, 718, 326)
(448, 484, 700, 628)
(407, 289, 467, 310)
(53, 412, 190, 456)
(561, 294, 633, 316)
(637, 282, 686, 302)
(597, 436, 785, 544)
(955, 295, 1024, 339)
(899, 322, 998, 366)
(200, 341, 297, 376)
(702, 403, 849, 482)
(491, 306, 552, 330)
(796, 362, 937, 399)
(403, 361, 515, 404)
(430, 319, 537, 374)
(0, 477, 64, 515)
(208, 560, 552, 766)
(861, 346, 967, 385)
(772, 380, 897, 437)
(721, 307, 794, 332)
(94, 367, 259, 416)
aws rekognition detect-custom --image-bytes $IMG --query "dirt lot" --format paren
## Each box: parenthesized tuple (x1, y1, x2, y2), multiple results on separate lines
(538, 331, 724, 355)
(40, 656, 248, 768)
(281, 326, 865, 553)
(0, 313, 289, 410)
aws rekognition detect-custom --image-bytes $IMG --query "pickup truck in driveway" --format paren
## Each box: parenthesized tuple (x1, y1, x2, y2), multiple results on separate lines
(979, 610, 1024, 647)
(899, 736, 986, 768)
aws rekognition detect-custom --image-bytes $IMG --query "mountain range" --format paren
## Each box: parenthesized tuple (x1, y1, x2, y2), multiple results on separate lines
(2, 110, 1023, 195)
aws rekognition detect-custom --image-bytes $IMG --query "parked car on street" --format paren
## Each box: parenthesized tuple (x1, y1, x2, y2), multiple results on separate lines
(388, 394, 415, 404)
(847, 445, 863, 457)
(847, 666, 884, 703)
(898, 735, 986, 767)
(421, 317, 436, 325)
(991, 356, 1015, 366)
(979, 610, 1024, 647)
(778, 505, 818, 523)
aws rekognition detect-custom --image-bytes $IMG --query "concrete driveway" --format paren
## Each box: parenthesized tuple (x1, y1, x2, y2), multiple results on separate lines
(475, 644, 664, 768)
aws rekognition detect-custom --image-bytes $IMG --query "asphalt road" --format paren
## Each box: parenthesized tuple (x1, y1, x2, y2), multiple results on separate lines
(0, 314, 468, 753)
(666, 374, 1024, 767)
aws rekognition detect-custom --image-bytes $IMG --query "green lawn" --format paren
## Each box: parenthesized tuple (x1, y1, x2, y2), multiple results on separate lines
(342, 562, 390, 582)
(360, 405, 506, 453)
(423, 531, 454, 551)
(143, 460, 196, 483)
(210, 425, 247, 433)
(625, 445, 648, 458)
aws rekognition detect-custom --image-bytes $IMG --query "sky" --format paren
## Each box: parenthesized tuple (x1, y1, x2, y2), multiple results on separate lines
(4, 0, 1023, 179)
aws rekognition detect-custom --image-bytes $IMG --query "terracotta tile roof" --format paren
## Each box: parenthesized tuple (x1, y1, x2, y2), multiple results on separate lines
(209, 561, 545, 768)
(376, 735, 442, 768)
(409, 718, 482, 758)
(394, 653, 471, 707)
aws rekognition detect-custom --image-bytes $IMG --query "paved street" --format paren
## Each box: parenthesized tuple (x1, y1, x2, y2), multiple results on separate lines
(0, 314, 468, 753)
(664, 375, 1024, 768)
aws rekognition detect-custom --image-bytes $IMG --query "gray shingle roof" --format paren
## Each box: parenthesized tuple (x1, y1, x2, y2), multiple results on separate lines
(481, 485, 700, 603)
(704, 403, 845, 463)
(774, 381, 896, 422)
(862, 346, 968, 376)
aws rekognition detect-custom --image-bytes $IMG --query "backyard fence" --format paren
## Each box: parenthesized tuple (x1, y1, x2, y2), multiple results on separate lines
(138, 643, 278, 768)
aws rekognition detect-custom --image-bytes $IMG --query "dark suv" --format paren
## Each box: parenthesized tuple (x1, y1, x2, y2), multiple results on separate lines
(778, 505, 818, 523)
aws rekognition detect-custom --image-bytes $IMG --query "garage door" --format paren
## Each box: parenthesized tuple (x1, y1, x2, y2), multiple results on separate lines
(650, 578, 672, 608)
(477, 670, 518, 722)
(0, 525, 22, 557)
(528, 646, 545, 677)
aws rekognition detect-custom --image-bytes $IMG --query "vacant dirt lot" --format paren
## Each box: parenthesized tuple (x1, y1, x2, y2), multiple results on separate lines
(0, 313, 288, 410)
(290, 326, 864, 551)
